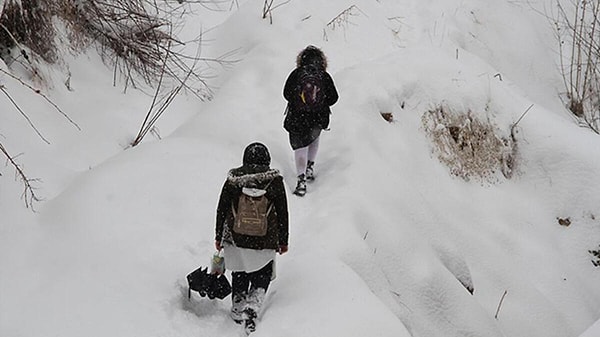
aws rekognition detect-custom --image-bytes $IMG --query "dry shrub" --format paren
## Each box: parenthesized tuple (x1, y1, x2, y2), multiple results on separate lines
(422, 105, 516, 183)
(553, 0, 600, 133)
(0, 0, 210, 92)
(0, 0, 57, 64)
(59, 1, 180, 87)
(0, 0, 220, 208)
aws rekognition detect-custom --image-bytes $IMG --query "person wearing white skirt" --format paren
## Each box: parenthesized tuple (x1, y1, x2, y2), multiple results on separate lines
(215, 143, 289, 332)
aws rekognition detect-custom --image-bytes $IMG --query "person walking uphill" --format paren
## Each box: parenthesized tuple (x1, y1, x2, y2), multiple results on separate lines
(215, 142, 289, 334)
(283, 45, 339, 196)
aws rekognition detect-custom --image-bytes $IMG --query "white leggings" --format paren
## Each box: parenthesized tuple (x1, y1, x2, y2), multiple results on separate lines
(294, 137, 320, 177)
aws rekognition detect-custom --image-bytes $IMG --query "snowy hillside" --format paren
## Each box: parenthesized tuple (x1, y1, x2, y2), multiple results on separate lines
(1, 0, 600, 337)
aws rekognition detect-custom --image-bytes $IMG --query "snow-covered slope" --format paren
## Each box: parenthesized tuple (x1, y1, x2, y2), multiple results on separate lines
(1, 1, 600, 337)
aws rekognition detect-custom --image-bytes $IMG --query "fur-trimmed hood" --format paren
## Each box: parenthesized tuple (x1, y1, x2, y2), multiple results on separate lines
(226, 167, 281, 188)
(296, 45, 328, 69)
(216, 166, 288, 250)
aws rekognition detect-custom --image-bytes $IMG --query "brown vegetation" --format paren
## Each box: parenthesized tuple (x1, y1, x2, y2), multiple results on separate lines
(422, 105, 516, 183)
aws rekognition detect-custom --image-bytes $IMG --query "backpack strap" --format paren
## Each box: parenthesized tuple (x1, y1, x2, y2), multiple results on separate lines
(260, 179, 275, 217)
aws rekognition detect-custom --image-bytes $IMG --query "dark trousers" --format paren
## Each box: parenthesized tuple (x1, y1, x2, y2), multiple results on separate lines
(231, 260, 273, 302)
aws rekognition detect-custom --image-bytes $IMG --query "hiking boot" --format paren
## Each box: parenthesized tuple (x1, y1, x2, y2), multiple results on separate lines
(231, 307, 244, 324)
(306, 161, 315, 181)
(293, 174, 307, 196)
(243, 308, 257, 334)
(231, 293, 245, 324)
(231, 310, 243, 324)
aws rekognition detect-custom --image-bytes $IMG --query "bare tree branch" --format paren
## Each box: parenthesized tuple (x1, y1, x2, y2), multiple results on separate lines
(0, 67, 81, 130)
(494, 290, 508, 319)
(0, 84, 50, 144)
(0, 142, 43, 210)
(262, 0, 291, 24)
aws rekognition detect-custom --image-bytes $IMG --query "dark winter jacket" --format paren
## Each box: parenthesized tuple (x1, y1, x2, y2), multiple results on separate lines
(215, 165, 289, 250)
(283, 66, 338, 134)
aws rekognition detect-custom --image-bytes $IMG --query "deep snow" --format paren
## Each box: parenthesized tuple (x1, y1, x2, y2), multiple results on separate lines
(1, 0, 600, 336)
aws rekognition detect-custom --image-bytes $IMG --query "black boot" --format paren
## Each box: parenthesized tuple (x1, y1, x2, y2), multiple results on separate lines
(306, 161, 315, 181)
(230, 293, 245, 324)
(243, 308, 257, 334)
(293, 174, 307, 196)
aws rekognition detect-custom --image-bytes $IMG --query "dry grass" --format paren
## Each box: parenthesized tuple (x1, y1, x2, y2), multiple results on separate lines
(0, 0, 222, 208)
(422, 105, 516, 183)
(0, 0, 57, 64)
(0, 0, 213, 92)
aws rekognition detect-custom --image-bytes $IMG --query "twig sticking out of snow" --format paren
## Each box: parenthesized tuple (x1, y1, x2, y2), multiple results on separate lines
(0, 142, 42, 210)
(0, 68, 81, 132)
(510, 103, 533, 142)
(494, 290, 508, 319)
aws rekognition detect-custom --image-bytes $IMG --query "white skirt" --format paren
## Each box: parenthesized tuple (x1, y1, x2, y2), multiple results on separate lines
(223, 243, 276, 273)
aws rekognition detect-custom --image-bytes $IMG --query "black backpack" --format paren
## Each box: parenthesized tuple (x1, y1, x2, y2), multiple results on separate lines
(284, 64, 330, 132)
(295, 64, 326, 110)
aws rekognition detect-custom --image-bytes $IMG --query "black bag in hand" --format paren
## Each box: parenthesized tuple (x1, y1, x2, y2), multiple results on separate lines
(186, 266, 231, 300)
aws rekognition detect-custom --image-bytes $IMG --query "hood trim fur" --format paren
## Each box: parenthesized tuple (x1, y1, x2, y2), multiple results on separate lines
(227, 168, 280, 187)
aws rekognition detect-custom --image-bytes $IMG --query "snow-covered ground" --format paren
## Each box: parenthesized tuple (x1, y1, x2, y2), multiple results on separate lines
(2, 0, 600, 336)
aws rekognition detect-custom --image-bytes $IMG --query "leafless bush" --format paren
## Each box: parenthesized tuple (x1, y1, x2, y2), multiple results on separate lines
(0, 0, 56, 83)
(261, 0, 290, 24)
(0, 0, 221, 95)
(131, 51, 190, 147)
(326, 5, 366, 30)
(323, 5, 367, 41)
(553, 0, 600, 133)
(1, 0, 232, 207)
(0, 142, 42, 210)
(0, 0, 57, 64)
(59, 1, 194, 90)
(422, 105, 516, 183)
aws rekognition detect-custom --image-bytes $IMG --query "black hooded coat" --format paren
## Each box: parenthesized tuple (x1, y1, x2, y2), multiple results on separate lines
(215, 144, 289, 250)
(283, 47, 338, 149)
